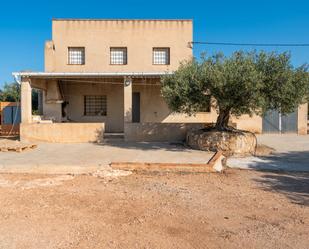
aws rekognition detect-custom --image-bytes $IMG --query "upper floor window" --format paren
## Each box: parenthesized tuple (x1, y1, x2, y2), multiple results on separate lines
(153, 47, 170, 65)
(110, 47, 127, 65)
(68, 47, 85, 65)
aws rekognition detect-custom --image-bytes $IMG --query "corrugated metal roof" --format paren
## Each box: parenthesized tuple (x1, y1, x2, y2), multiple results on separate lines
(12, 72, 172, 78)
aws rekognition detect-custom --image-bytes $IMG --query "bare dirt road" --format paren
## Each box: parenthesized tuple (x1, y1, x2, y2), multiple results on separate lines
(0, 169, 308, 249)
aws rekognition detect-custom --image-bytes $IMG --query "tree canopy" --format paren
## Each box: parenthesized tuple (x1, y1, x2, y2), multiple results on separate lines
(161, 51, 309, 131)
(0, 82, 20, 102)
(0, 82, 40, 114)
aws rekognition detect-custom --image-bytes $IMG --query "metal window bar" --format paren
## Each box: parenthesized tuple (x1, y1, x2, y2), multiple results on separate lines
(110, 47, 127, 65)
(153, 48, 170, 65)
(84, 95, 107, 116)
(68, 47, 85, 65)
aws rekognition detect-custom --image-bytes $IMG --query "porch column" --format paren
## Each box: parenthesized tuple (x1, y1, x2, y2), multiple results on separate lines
(123, 77, 132, 123)
(21, 78, 32, 124)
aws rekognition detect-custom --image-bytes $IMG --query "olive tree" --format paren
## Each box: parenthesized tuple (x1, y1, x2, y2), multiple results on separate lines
(161, 51, 308, 131)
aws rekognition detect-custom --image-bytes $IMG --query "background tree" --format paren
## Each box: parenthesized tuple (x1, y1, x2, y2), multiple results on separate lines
(0, 82, 40, 114)
(0, 82, 20, 102)
(161, 51, 309, 131)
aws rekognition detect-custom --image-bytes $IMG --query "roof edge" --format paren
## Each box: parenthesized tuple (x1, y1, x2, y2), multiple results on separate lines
(12, 72, 173, 78)
(52, 18, 193, 22)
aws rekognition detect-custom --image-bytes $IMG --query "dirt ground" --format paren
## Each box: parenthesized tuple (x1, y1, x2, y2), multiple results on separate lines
(0, 169, 308, 249)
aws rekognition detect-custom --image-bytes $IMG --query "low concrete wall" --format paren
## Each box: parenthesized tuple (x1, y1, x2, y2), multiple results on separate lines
(20, 123, 105, 143)
(124, 123, 205, 142)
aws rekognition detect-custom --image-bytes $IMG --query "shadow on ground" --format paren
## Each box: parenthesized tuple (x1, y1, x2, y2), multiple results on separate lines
(251, 151, 309, 206)
(96, 141, 191, 152)
(230, 151, 309, 172)
(255, 171, 309, 206)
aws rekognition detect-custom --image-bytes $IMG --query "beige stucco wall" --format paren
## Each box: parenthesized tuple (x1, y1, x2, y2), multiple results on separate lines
(45, 19, 193, 73)
(231, 114, 263, 133)
(20, 123, 105, 143)
(133, 84, 218, 123)
(62, 81, 124, 133)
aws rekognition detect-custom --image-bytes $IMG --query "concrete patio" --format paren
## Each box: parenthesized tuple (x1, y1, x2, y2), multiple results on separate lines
(0, 141, 213, 174)
(228, 134, 309, 172)
(1, 134, 308, 174)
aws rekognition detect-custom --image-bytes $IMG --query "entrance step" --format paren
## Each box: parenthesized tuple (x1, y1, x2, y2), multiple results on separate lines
(103, 133, 124, 142)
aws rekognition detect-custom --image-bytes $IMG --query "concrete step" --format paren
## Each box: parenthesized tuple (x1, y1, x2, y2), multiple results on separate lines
(103, 133, 124, 142)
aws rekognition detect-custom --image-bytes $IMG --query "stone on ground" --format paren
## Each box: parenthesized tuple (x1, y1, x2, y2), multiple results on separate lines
(0, 139, 37, 152)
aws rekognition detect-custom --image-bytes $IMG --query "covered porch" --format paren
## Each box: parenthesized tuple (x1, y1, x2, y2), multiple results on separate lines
(16, 72, 207, 143)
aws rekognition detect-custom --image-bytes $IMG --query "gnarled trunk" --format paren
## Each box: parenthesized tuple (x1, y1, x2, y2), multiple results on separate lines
(215, 108, 230, 131)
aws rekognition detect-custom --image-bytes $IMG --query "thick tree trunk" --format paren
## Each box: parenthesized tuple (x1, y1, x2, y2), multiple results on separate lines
(215, 108, 230, 131)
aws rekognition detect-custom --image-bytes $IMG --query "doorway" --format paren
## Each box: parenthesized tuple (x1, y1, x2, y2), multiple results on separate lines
(132, 92, 140, 123)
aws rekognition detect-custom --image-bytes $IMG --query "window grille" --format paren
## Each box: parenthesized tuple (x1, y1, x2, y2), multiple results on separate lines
(153, 48, 170, 65)
(84, 95, 107, 116)
(68, 47, 85, 65)
(110, 47, 127, 65)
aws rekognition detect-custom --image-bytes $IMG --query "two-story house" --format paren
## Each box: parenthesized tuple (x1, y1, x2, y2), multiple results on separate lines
(13, 19, 307, 143)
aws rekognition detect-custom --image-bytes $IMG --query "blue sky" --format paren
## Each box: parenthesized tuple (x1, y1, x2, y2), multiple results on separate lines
(0, 0, 308, 87)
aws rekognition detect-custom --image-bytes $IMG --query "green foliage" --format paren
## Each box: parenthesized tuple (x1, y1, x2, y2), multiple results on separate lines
(256, 52, 309, 114)
(199, 51, 264, 117)
(0, 82, 40, 114)
(0, 82, 20, 102)
(160, 59, 211, 114)
(161, 51, 309, 130)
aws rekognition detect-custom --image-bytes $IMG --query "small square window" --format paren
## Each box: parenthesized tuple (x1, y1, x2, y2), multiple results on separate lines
(110, 47, 127, 65)
(68, 47, 85, 65)
(153, 48, 170, 65)
(84, 95, 107, 116)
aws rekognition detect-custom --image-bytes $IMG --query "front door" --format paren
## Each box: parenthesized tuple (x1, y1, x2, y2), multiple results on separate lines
(132, 92, 140, 123)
